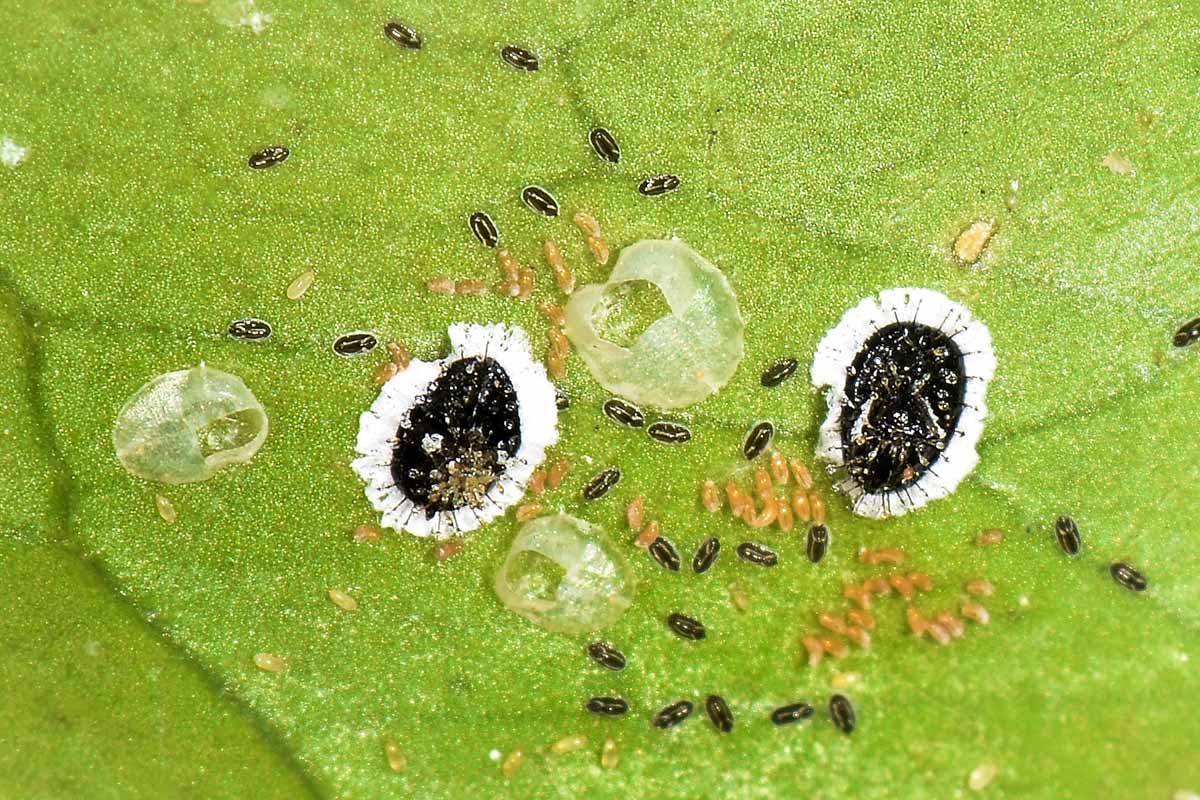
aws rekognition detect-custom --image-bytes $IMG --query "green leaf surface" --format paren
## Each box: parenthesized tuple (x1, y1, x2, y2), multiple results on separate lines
(2, 0, 1198, 797)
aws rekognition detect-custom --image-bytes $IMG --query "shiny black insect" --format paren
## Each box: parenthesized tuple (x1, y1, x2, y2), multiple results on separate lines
(761, 357, 799, 387)
(555, 388, 570, 410)
(692, 537, 720, 574)
(227, 318, 272, 341)
(667, 613, 705, 641)
(806, 524, 829, 563)
(705, 695, 733, 733)
(390, 355, 521, 517)
(638, 174, 681, 196)
(647, 421, 692, 444)
(1110, 562, 1147, 592)
(588, 127, 621, 164)
(468, 211, 499, 248)
(586, 697, 629, 716)
(332, 331, 379, 357)
(383, 21, 422, 49)
(771, 703, 815, 726)
(649, 537, 682, 571)
(1174, 317, 1200, 347)
(248, 145, 289, 170)
(736, 542, 778, 567)
(839, 322, 966, 494)
(1055, 515, 1081, 556)
(829, 694, 856, 734)
(743, 421, 774, 460)
(586, 642, 626, 672)
(583, 467, 621, 500)
(501, 45, 539, 71)
(603, 398, 645, 428)
(521, 185, 559, 217)
(653, 700, 694, 729)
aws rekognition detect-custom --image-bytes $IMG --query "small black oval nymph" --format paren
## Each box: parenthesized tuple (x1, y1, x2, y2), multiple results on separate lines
(390, 356, 521, 518)
(839, 322, 967, 494)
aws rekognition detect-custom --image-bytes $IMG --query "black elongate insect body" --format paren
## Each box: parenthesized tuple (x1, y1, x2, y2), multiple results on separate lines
(638, 174, 681, 196)
(383, 21, 422, 49)
(521, 185, 559, 217)
(705, 695, 733, 733)
(829, 694, 856, 734)
(761, 357, 799, 387)
(555, 388, 570, 410)
(1055, 515, 1082, 556)
(692, 537, 720, 574)
(771, 703, 815, 725)
(667, 613, 705, 640)
(332, 331, 379, 357)
(501, 45, 539, 71)
(586, 696, 629, 716)
(653, 700, 694, 729)
(649, 537, 682, 571)
(1110, 562, 1147, 592)
(736, 541, 778, 567)
(589, 127, 621, 164)
(586, 642, 627, 672)
(743, 421, 775, 460)
(228, 318, 272, 341)
(647, 421, 692, 444)
(603, 398, 645, 428)
(806, 524, 830, 563)
(248, 145, 289, 170)
(1173, 317, 1200, 347)
(468, 211, 499, 248)
(583, 467, 621, 500)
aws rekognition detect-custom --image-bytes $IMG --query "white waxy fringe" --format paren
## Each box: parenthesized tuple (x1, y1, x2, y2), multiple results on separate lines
(351, 323, 559, 539)
(811, 288, 996, 520)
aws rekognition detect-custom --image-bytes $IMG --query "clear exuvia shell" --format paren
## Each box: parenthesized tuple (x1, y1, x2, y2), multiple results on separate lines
(564, 239, 745, 410)
(494, 514, 635, 634)
(112, 364, 268, 484)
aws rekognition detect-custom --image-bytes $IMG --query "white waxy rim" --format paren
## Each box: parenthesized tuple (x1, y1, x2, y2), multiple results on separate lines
(351, 323, 559, 539)
(810, 288, 996, 520)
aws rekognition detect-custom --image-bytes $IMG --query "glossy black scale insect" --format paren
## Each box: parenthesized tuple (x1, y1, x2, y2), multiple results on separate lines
(743, 421, 774, 460)
(829, 694, 856, 734)
(653, 700, 694, 729)
(647, 421, 691, 444)
(586, 696, 629, 716)
(771, 702, 815, 725)
(603, 398, 645, 428)
(521, 185, 559, 217)
(586, 642, 626, 672)
(839, 322, 967, 494)
(649, 537, 681, 571)
(583, 467, 621, 500)
(1110, 562, 1147, 592)
(705, 695, 733, 733)
(806, 524, 829, 563)
(468, 212, 499, 248)
(761, 357, 799, 387)
(501, 45, 539, 71)
(389, 356, 520, 518)
(227, 318, 272, 341)
(1173, 317, 1200, 347)
(736, 542, 777, 567)
(332, 331, 379, 357)
(248, 145, 289, 170)
(589, 127, 621, 164)
(667, 613, 705, 641)
(692, 537, 720, 574)
(383, 21, 422, 49)
(1055, 515, 1081, 556)
(638, 174, 681, 196)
